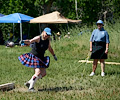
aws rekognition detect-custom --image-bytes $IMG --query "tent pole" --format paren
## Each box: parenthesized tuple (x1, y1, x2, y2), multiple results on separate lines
(39, 23, 41, 34)
(20, 23, 22, 41)
(67, 23, 69, 33)
(12, 23, 14, 41)
(13, 23, 14, 34)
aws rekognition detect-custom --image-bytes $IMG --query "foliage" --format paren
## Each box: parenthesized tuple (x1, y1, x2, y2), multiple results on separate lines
(112, 0, 120, 17)
(0, 0, 39, 41)
(0, 0, 120, 41)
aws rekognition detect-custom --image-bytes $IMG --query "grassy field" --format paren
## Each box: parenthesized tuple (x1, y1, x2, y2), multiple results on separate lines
(0, 22, 120, 100)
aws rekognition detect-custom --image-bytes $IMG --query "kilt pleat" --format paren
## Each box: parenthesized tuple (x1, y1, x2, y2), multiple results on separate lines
(18, 53, 50, 68)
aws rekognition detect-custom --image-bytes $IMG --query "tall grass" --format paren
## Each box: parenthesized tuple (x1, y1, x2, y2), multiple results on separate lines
(0, 21, 120, 100)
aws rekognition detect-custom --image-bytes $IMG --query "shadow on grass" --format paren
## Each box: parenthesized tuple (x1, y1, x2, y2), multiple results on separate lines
(106, 71, 120, 75)
(38, 86, 83, 92)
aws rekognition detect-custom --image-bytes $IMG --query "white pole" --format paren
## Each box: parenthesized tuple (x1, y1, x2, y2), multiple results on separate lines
(20, 23, 22, 41)
(75, 0, 78, 19)
(13, 23, 15, 41)
(13, 23, 14, 34)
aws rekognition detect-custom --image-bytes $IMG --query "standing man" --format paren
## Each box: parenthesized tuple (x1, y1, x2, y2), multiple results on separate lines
(89, 20, 110, 76)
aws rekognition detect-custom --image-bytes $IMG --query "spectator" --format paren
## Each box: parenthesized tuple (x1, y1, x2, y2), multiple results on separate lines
(89, 20, 110, 77)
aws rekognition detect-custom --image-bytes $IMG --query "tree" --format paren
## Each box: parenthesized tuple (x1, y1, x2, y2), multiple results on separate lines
(0, 0, 120, 41)
(34, 0, 54, 15)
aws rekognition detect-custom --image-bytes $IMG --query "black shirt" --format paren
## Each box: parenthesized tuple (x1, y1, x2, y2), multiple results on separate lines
(30, 36, 49, 60)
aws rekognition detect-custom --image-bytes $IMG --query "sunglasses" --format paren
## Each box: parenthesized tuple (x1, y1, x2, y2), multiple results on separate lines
(97, 24, 103, 25)
(47, 34, 50, 36)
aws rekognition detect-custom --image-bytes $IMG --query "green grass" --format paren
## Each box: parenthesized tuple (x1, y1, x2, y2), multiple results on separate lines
(0, 22, 120, 100)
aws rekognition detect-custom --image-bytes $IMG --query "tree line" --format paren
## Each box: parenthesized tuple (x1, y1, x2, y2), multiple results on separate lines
(0, 0, 120, 41)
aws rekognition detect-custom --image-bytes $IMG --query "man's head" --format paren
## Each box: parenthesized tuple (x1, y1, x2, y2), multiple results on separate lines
(42, 27, 51, 40)
(96, 20, 104, 30)
(44, 27, 52, 36)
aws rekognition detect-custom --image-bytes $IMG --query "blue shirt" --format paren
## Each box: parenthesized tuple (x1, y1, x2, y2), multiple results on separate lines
(90, 27, 110, 43)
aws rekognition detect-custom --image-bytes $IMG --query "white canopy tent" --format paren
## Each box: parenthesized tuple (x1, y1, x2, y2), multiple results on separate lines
(30, 11, 81, 23)
(30, 11, 82, 34)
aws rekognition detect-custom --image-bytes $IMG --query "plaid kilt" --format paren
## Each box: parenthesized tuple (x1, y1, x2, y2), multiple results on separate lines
(18, 53, 50, 68)
(90, 42, 107, 59)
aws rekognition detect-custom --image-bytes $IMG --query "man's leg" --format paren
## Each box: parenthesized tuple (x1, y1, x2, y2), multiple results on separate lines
(100, 59, 105, 76)
(90, 59, 98, 76)
(25, 68, 47, 90)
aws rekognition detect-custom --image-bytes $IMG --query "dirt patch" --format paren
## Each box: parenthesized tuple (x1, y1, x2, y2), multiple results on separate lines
(13, 87, 28, 92)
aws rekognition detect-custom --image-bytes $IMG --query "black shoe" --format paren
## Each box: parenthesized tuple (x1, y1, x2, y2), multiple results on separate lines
(24, 82, 30, 88)
(28, 87, 36, 92)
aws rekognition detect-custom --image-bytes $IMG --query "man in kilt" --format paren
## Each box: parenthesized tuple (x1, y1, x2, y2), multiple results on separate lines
(89, 20, 110, 77)
(18, 27, 57, 91)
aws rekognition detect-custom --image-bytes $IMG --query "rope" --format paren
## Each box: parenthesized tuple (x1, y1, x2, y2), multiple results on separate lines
(82, 52, 91, 74)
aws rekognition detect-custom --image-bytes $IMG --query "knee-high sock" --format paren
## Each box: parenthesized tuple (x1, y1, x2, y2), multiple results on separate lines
(28, 74, 42, 83)
(28, 75, 35, 83)
(29, 74, 39, 89)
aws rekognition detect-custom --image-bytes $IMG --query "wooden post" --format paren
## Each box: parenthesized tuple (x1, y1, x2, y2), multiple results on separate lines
(0, 83, 15, 91)
(78, 60, 120, 65)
